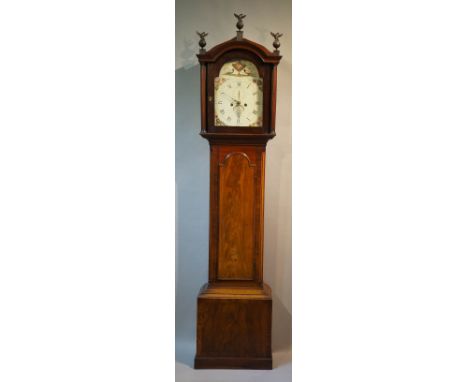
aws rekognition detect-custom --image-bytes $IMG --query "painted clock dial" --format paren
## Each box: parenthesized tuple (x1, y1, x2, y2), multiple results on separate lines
(214, 60, 263, 127)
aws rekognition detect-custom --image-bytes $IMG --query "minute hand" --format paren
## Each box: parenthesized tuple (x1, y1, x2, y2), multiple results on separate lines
(221, 92, 237, 102)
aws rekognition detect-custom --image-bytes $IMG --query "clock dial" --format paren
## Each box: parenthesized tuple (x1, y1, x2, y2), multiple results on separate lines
(214, 60, 263, 127)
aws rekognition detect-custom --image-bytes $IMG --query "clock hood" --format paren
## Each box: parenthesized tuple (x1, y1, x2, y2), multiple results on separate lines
(197, 36, 282, 65)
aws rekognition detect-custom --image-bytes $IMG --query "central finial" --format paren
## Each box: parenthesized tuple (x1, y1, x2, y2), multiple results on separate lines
(234, 13, 246, 40)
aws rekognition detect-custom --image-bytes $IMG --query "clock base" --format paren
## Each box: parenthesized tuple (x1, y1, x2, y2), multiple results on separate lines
(194, 282, 273, 370)
(194, 355, 272, 370)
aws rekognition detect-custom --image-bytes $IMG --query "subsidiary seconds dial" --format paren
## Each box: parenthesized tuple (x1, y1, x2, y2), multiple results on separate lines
(214, 60, 263, 127)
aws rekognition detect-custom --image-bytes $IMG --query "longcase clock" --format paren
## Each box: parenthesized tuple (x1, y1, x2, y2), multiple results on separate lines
(194, 14, 283, 370)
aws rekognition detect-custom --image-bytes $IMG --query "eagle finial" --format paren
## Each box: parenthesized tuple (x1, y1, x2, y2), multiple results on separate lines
(234, 13, 246, 31)
(271, 32, 283, 54)
(196, 31, 208, 53)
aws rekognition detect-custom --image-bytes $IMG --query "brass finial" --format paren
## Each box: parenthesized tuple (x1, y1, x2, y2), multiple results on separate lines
(234, 13, 246, 31)
(271, 32, 283, 54)
(196, 31, 208, 53)
(234, 13, 246, 40)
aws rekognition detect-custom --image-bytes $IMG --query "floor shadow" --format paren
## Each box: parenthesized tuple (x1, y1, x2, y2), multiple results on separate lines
(272, 292, 292, 352)
(273, 349, 292, 369)
(175, 340, 196, 367)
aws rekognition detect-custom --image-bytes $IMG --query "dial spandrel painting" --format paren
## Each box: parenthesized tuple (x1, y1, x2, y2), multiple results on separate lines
(214, 60, 263, 127)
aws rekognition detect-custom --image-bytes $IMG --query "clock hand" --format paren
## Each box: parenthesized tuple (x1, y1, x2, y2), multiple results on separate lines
(221, 92, 237, 103)
(221, 92, 244, 115)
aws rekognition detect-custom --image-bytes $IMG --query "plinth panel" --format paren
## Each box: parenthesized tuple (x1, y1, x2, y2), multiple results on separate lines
(194, 283, 272, 369)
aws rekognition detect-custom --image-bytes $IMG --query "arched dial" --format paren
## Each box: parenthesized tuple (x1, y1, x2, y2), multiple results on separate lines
(214, 60, 263, 127)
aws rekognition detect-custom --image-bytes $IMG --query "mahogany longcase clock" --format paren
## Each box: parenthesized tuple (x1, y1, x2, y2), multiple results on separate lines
(194, 14, 282, 370)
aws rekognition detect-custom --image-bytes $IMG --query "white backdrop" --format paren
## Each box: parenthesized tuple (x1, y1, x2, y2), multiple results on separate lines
(3, 1, 468, 381)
